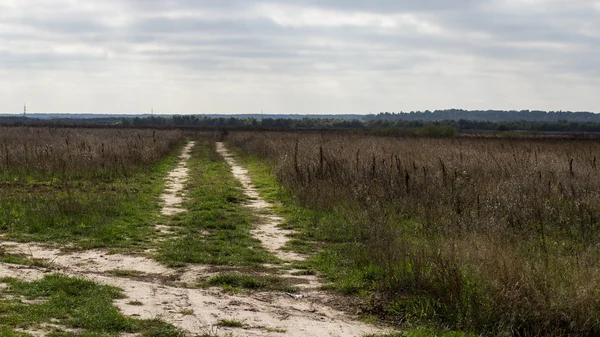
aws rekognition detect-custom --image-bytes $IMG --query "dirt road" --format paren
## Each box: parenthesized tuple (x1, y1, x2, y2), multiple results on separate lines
(0, 141, 387, 337)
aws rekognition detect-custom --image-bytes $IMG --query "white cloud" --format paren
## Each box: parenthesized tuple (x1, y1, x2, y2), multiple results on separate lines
(257, 4, 397, 28)
(0, 0, 598, 114)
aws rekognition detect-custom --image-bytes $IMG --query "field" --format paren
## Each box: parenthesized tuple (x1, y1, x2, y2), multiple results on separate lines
(0, 127, 184, 248)
(229, 132, 600, 336)
(1, 126, 598, 336)
(0, 127, 389, 337)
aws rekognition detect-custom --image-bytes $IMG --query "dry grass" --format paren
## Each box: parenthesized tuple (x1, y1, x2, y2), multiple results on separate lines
(0, 127, 183, 179)
(229, 131, 600, 336)
(0, 126, 186, 248)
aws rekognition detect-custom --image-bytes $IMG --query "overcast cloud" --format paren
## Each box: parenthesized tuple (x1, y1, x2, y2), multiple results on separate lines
(0, 0, 598, 114)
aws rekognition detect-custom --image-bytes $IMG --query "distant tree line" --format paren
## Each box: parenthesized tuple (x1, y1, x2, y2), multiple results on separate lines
(367, 109, 600, 122)
(121, 115, 600, 134)
(3, 110, 600, 134)
(123, 115, 365, 129)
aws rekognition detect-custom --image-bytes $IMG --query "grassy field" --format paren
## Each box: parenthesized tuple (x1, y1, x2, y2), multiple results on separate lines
(229, 131, 600, 337)
(5, 125, 598, 336)
(0, 127, 184, 249)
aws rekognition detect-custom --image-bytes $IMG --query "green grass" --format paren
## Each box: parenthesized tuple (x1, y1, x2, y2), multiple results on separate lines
(0, 274, 187, 337)
(179, 308, 194, 315)
(0, 250, 51, 269)
(0, 142, 183, 250)
(204, 273, 298, 293)
(156, 140, 278, 267)
(365, 328, 480, 337)
(217, 319, 244, 328)
(267, 327, 287, 333)
(107, 269, 143, 278)
(0, 326, 32, 337)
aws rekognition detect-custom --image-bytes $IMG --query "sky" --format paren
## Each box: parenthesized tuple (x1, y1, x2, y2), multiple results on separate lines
(0, 0, 599, 114)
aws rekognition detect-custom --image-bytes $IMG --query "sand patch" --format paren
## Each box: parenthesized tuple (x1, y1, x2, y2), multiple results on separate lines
(160, 141, 196, 217)
(0, 242, 173, 277)
(216, 142, 303, 262)
(0, 258, 385, 337)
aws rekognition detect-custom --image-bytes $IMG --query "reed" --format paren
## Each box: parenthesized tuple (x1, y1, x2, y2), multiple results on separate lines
(229, 131, 600, 336)
(0, 127, 183, 180)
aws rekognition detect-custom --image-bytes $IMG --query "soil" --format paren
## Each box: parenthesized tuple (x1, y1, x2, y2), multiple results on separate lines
(160, 141, 196, 216)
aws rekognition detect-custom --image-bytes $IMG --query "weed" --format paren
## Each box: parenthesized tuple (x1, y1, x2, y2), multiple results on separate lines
(267, 327, 287, 333)
(229, 131, 600, 336)
(108, 269, 142, 278)
(365, 327, 480, 337)
(217, 319, 244, 328)
(205, 273, 298, 293)
(179, 309, 194, 315)
(0, 250, 51, 268)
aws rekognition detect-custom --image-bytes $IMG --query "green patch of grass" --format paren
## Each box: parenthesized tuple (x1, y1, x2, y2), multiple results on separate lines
(266, 327, 287, 333)
(290, 269, 316, 276)
(364, 327, 480, 337)
(0, 326, 33, 337)
(217, 319, 244, 328)
(107, 269, 142, 278)
(179, 309, 194, 315)
(0, 274, 187, 337)
(0, 253, 51, 269)
(204, 273, 298, 293)
(126, 300, 143, 306)
(156, 140, 278, 267)
(0, 143, 184, 250)
(309, 248, 385, 295)
(282, 238, 316, 255)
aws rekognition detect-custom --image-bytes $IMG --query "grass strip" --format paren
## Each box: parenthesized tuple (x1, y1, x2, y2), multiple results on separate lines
(204, 272, 299, 293)
(157, 139, 278, 267)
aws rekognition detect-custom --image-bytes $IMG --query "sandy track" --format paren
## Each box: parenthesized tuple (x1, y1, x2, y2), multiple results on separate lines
(0, 244, 383, 336)
(215, 142, 302, 263)
(0, 141, 387, 337)
(160, 141, 196, 216)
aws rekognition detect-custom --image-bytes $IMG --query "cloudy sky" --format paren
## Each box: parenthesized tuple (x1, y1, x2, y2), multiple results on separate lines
(1, 0, 599, 114)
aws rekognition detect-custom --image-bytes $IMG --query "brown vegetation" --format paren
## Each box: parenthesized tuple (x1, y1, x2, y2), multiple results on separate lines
(229, 131, 600, 336)
(0, 127, 183, 179)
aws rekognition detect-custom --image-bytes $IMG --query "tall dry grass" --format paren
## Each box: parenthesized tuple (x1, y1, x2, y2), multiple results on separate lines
(0, 127, 183, 179)
(229, 131, 600, 336)
(0, 126, 186, 247)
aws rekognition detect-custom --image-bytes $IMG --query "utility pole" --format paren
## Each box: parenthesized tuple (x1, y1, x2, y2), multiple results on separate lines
(23, 103, 27, 117)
